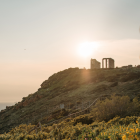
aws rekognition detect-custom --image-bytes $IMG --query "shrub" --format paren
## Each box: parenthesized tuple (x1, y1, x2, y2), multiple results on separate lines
(71, 115, 93, 125)
(92, 95, 139, 122)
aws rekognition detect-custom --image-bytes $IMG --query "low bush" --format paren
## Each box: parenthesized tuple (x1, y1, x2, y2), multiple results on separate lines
(92, 94, 139, 122)
(71, 115, 93, 126)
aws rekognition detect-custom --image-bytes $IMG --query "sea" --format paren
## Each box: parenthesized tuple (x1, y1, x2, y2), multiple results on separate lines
(0, 103, 15, 111)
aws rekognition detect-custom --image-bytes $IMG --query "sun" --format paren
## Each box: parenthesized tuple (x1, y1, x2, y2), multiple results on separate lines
(77, 41, 99, 57)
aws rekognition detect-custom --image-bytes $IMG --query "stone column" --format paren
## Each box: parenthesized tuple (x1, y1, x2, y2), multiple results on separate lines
(108, 59, 109, 68)
(102, 59, 104, 68)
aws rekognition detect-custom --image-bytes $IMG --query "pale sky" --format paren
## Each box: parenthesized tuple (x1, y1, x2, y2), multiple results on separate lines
(0, 0, 140, 103)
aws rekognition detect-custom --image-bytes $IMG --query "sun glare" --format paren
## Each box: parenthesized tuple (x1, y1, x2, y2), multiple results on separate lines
(77, 41, 99, 57)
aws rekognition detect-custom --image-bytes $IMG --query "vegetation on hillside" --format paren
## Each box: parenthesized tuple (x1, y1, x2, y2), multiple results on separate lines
(1, 67, 140, 136)
(0, 95, 140, 139)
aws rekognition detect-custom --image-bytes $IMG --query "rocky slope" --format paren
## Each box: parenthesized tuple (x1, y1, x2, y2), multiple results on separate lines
(1, 67, 140, 134)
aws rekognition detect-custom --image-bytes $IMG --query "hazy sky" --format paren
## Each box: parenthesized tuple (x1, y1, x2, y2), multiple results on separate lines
(0, 0, 140, 103)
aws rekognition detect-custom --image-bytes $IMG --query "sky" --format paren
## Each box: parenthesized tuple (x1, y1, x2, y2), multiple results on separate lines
(0, 0, 140, 104)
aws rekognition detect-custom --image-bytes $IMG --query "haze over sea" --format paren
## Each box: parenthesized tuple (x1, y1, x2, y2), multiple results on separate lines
(0, 103, 15, 111)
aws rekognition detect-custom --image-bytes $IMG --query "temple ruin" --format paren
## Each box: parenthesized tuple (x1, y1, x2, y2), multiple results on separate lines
(90, 59, 101, 69)
(90, 58, 115, 69)
(102, 58, 114, 68)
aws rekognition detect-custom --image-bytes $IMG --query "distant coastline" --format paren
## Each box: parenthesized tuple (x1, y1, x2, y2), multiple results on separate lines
(0, 103, 15, 111)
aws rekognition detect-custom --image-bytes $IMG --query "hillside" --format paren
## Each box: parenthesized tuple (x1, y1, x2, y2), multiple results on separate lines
(1, 67, 140, 134)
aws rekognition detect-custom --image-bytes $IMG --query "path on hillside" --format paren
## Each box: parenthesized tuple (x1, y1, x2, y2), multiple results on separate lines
(28, 94, 110, 134)
(42, 94, 107, 127)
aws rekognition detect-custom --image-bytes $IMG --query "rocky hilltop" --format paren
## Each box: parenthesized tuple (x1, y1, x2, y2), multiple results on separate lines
(1, 67, 140, 134)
